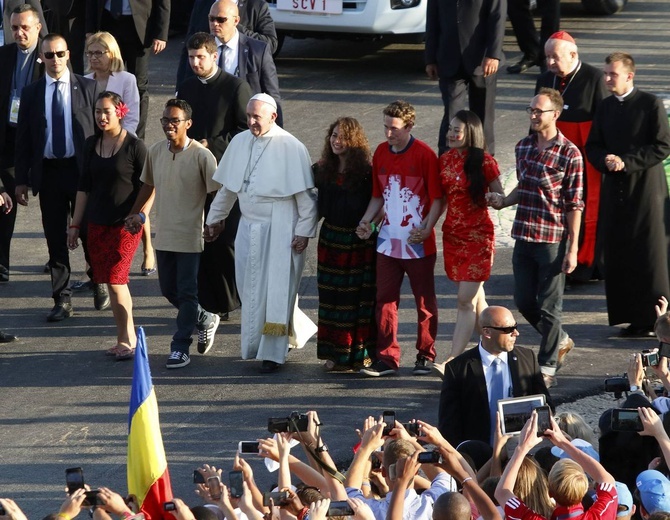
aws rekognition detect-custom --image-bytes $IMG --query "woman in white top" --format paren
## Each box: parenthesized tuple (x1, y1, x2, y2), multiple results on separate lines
(84, 32, 156, 276)
(85, 32, 140, 136)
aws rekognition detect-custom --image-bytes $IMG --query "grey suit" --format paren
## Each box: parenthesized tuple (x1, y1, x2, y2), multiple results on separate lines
(425, 0, 506, 155)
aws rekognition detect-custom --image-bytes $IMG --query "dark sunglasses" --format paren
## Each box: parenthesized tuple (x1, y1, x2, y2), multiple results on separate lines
(485, 324, 518, 334)
(208, 15, 228, 23)
(44, 50, 67, 59)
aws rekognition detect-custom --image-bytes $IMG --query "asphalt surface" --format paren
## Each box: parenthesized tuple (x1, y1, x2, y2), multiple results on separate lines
(1, 0, 670, 515)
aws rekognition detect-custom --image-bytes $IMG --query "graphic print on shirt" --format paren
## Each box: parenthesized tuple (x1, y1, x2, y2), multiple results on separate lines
(378, 174, 425, 259)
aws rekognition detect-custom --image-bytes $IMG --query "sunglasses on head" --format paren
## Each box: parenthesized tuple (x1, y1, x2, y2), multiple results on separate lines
(44, 50, 67, 59)
(208, 15, 228, 23)
(485, 324, 518, 334)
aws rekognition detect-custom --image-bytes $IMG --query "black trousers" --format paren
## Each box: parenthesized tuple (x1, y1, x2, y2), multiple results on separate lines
(0, 125, 18, 271)
(39, 158, 79, 302)
(507, 0, 560, 62)
(101, 11, 149, 139)
(437, 68, 497, 156)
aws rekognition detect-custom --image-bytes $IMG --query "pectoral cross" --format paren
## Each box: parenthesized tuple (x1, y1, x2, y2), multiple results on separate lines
(243, 178, 251, 192)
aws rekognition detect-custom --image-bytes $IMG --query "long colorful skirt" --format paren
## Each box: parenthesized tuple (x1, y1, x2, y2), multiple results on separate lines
(316, 221, 377, 370)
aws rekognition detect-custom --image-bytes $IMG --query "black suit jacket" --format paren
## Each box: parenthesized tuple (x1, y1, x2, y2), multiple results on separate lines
(0, 43, 44, 161)
(438, 344, 551, 446)
(86, 0, 170, 47)
(177, 68, 252, 162)
(14, 73, 96, 194)
(237, 32, 280, 103)
(425, 0, 506, 77)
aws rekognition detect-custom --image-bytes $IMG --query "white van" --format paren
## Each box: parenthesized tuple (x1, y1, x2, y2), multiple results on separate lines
(268, 0, 628, 50)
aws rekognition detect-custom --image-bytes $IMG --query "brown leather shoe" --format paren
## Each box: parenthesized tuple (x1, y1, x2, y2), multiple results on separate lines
(557, 337, 575, 370)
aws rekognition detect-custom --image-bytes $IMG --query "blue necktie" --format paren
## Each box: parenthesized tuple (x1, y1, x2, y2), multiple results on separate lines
(489, 357, 504, 443)
(52, 81, 66, 159)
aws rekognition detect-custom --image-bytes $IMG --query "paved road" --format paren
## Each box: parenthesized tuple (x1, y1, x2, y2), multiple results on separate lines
(1, 0, 670, 514)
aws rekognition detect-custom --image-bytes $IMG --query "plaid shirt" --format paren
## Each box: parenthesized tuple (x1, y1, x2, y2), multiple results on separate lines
(512, 131, 584, 243)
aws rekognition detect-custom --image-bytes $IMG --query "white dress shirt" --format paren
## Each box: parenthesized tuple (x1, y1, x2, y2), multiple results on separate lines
(44, 69, 75, 159)
(216, 30, 240, 77)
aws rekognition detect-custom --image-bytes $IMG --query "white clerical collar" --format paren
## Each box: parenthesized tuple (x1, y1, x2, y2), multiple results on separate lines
(46, 68, 71, 86)
(19, 42, 38, 55)
(478, 343, 509, 367)
(615, 87, 635, 101)
(198, 65, 219, 83)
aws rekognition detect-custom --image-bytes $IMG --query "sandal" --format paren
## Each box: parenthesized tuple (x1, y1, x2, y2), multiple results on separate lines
(106, 345, 122, 356)
(115, 345, 136, 361)
(141, 256, 157, 276)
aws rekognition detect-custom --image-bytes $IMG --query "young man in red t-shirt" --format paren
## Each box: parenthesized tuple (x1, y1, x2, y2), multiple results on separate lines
(356, 100, 444, 377)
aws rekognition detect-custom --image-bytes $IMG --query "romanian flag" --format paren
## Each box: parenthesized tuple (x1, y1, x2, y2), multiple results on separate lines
(128, 327, 173, 520)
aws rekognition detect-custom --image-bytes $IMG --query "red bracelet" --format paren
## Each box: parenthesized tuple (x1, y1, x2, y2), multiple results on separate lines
(297, 507, 310, 520)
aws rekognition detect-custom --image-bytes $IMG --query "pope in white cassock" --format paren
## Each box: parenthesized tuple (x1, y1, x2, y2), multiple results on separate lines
(205, 93, 318, 373)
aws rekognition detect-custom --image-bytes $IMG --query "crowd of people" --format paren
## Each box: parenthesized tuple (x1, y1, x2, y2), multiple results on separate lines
(0, 0, 669, 382)
(6, 392, 670, 519)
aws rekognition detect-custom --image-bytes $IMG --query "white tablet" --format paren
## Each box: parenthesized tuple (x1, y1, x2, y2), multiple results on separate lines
(497, 394, 547, 435)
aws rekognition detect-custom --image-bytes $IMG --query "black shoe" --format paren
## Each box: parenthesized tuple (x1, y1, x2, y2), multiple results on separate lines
(0, 330, 17, 343)
(219, 312, 230, 321)
(413, 356, 433, 375)
(0, 264, 8, 283)
(260, 360, 281, 373)
(360, 360, 397, 377)
(43, 261, 50, 273)
(620, 325, 656, 338)
(507, 56, 539, 74)
(93, 284, 111, 311)
(166, 351, 191, 369)
(47, 302, 74, 322)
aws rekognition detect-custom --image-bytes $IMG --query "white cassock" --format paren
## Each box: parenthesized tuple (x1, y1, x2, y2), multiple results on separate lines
(206, 124, 318, 364)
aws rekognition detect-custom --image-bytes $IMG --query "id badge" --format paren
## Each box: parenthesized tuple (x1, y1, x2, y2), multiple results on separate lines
(9, 95, 20, 124)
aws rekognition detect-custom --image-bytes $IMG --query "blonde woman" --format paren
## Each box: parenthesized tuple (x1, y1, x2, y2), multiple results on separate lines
(85, 32, 156, 275)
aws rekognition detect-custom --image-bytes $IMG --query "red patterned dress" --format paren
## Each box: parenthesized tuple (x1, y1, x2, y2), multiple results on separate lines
(440, 149, 500, 282)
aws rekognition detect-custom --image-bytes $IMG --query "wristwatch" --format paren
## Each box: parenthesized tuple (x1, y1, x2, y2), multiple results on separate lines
(315, 444, 329, 453)
(630, 385, 639, 392)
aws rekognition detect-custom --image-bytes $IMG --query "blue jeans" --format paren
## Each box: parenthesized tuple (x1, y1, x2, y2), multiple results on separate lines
(156, 250, 215, 354)
(512, 240, 567, 375)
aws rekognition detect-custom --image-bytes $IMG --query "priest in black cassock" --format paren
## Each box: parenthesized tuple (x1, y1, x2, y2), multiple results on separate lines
(536, 31, 609, 282)
(586, 52, 670, 337)
(177, 32, 252, 318)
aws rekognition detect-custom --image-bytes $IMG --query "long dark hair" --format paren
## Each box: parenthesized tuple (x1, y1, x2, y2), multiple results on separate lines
(453, 110, 488, 207)
(318, 117, 371, 187)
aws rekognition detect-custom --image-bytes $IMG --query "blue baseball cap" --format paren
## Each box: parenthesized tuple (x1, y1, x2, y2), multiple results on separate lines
(615, 482, 633, 517)
(636, 470, 670, 513)
(550, 438, 600, 462)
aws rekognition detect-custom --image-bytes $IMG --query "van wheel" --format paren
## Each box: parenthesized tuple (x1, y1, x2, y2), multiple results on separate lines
(581, 0, 627, 15)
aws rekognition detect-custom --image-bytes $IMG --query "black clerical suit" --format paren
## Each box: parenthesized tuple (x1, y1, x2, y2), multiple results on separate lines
(174, 0, 278, 90)
(178, 67, 252, 315)
(14, 71, 96, 303)
(438, 344, 551, 447)
(586, 88, 670, 329)
(86, 0, 170, 138)
(425, 0, 505, 155)
(0, 41, 43, 275)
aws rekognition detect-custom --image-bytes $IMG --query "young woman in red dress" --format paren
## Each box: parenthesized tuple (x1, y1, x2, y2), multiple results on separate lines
(438, 110, 505, 367)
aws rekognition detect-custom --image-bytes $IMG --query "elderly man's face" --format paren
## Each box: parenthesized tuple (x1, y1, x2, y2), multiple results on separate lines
(246, 100, 276, 136)
(545, 41, 576, 78)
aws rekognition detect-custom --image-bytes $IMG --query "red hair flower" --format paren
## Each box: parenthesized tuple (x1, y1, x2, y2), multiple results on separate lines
(115, 102, 130, 119)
